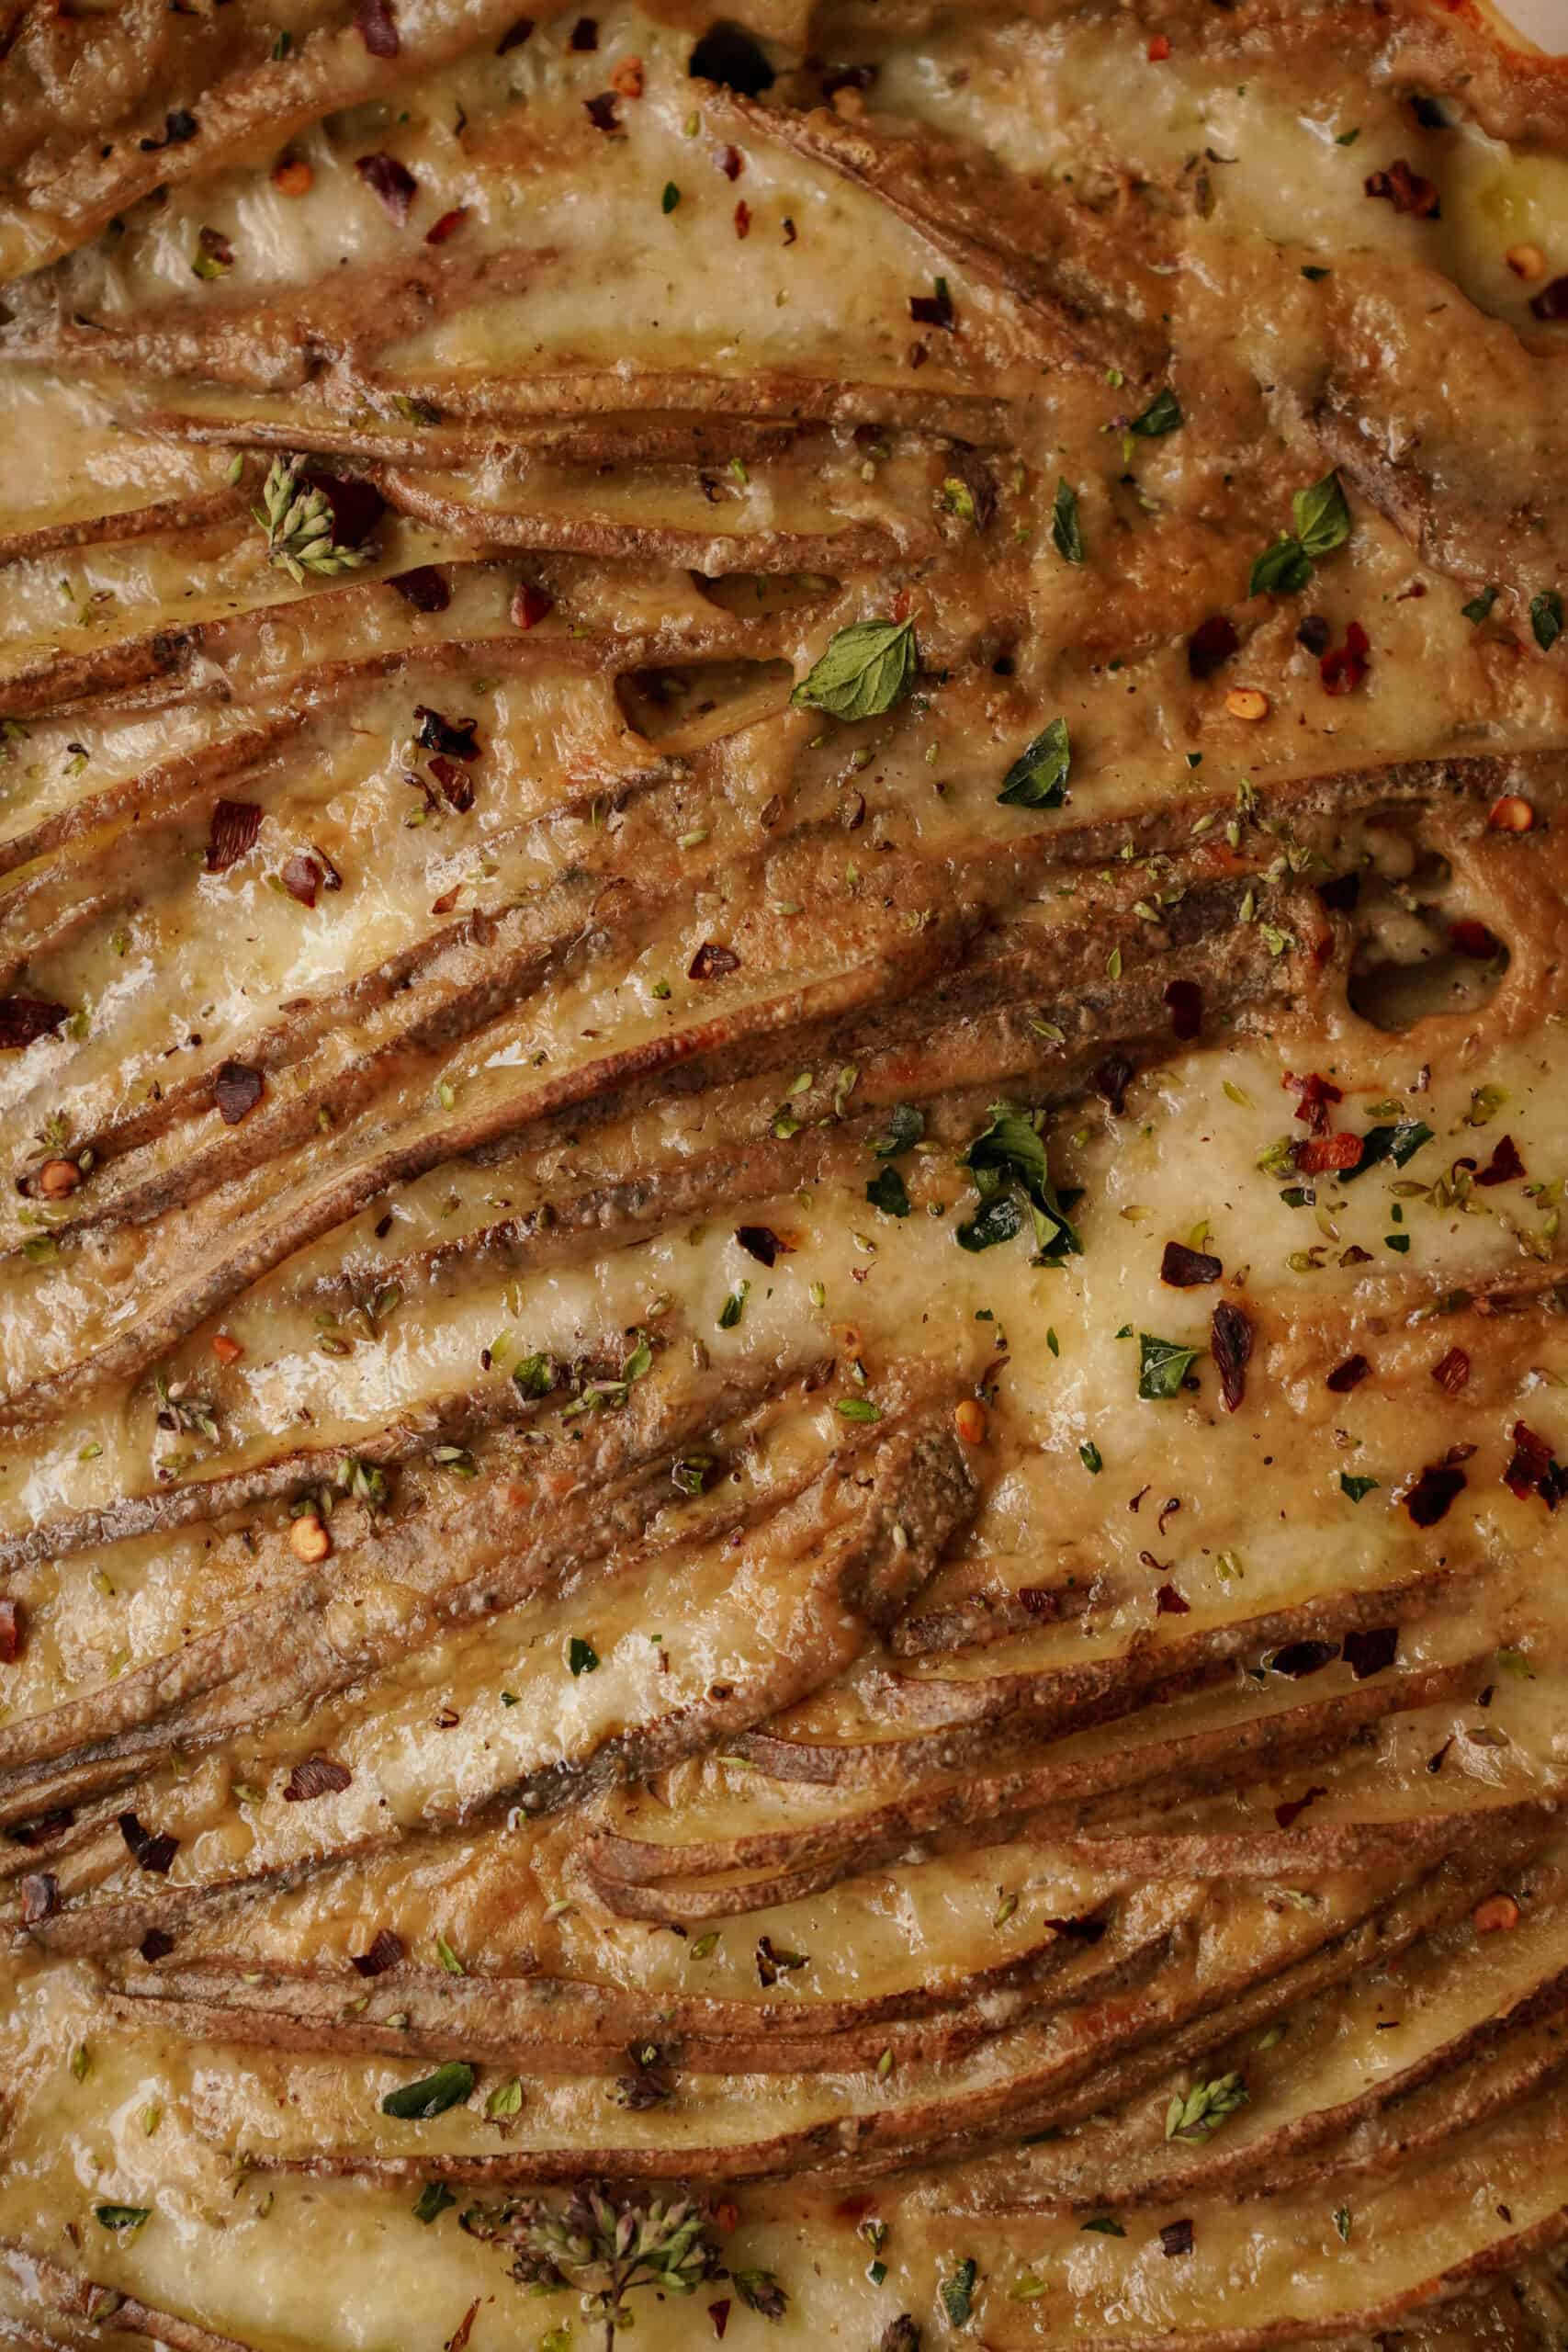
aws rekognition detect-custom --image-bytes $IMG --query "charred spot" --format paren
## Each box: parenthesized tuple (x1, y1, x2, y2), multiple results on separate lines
(496, 15, 534, 53)
(1475, 1133, 1525, 1187)
(1092, 1055, 1134, 1115)
(1529, 275, 1568, 323)
(1346, 823, 1508, 1032)
(1163, 978, 1202, 1040)
(688, 21, 776, 96)
(1343, 1624, 1399, 1679)
(1317, 868, 1359, 913)
(1325, 1352, 1371, 1395)
(0, 998, 68, 1051)
(584, 91, 622, 131)
(1269, 1639, 1340, 1679)
(1155, 1582, 1190, 1614)
(1274, 1784, 1326, 1828)
(413, 707, 480, 761)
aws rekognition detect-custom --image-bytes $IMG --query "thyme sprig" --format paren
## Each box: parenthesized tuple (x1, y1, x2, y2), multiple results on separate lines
(1165, 2071, 1247, 2143)
(463, 2186, 723, 2349)
(254, 457, 374, 582)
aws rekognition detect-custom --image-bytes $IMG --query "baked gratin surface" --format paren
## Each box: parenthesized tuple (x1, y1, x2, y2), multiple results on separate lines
(2, 2, 1568, 2345)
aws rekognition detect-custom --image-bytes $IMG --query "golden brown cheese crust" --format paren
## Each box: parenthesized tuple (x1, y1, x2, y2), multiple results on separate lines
(1, 3, 1568, 2347)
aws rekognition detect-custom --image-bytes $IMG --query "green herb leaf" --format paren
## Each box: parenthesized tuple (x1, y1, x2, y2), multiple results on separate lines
(1051, 478, 1084, 564)
(732, 2269, 789, 2321)
(1339, 1473, 1380, 1503)
(380, 2061, 475, 2120)
(1531, 588, 1563, 652)
(486, 2076, 524, 2118)
(1081, 2215, 1125, 2235)
(1079, 1440, 1103, 1474)
(1334, 2205, 1352, 2244)
(998, 716, 1071, 809)
(412, 2180, 456, 2224)
(836, 1396, 881, 1422)
(661, 181, 681, 212)
(1248, 534, 1313, 597)
(790, 618, 918, 720)
(1339, 1120, 1434, 1182)
(871, 1102, 925, 1158)
(512, 1351, 558, 1398)
(717, 1283, 749, 1329)
(568, 1636, 600, 1677)
(1128, 387, 1182, 436)
(1137, 1332, 1203, 1400)
(1461, 584, 1498, 625)
(94, 2204, 151, 2233)
(1165, 2072, 1247, 2142)
(957, 1101, 1081, 1261)
(866, 1165, 911, 1217)
(1292, 469, 1350, 558)
(941, 2256, 980, 2325)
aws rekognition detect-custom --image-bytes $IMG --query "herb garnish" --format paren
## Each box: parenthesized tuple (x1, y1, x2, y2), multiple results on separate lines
(790, 619, 917, 720)
(254, 456, 379, 582)
(380, 2060, 474, 2120)
(941, 2256, 980, 2324)
(1531, 588, 1563, 652)
(1166, 2073, 1247, 2141)
(1128, 387, 1182, 436)
(1052, 479, 1084, 563)
(1137, 1333, 1203, 1400)
(1248, 469, 1350, 597)
(997, 717, 1070, 810)
(462, 2188, 724, 2350)
(957, 1102, 1080, 1261)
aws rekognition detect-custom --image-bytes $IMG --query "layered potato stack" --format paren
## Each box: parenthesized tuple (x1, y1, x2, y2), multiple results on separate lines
(2, 1, 1568, 2345)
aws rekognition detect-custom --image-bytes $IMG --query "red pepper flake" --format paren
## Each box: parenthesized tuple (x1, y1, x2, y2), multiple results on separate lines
(782, 216, 797, 245)
(584, 91, 621, 132)
(0, 998, 67, 1051)
(355, 0, 399, 56)
(610, 54, 644, 97)
(355, 152, 417, 225)
(1529, 275, 1568, 322)
(1296, 1131, 1363, 1174)
(212, 1061, 265, 1126)
(424, 207, 468, 245)
(1146, 32, 1171, 59)
(496, 16, 534, 52)
(733, 198, 751, 238)
(1274, 1784, 1326, 1829)
(1160, 1240, 1222, 1287)
(140, 1928, 175, 1962)
(281, 854, 323, 909)
(1285, 1071, 1343, 1134)
(1160, 2220, 1194, 2258)
(1504, 1421, 1568, 1509)
(351, 1928, 406, 1977)
(205, 798, 263, 874)
(908, 342, 929, 369)
(1431, 1345, 1470, 1396)
(1163, 978, 1202, 1040)
(1320, 619, 1371, 695)
(1476, 1133, 1525, 1187)
(1403, 1455, 1468, 1527)
(708, 2304, 732, 2342)
(1155, 1582, 1190, 1615)
(689, 942, 739, 980)
(118, 1812, 179, 1873)
(1326, 1352, 1371, 1394)
(570, 14, 598, 46)
(0, 1599, 24, 1662)
(511, 581, 554, 629)
(428, 755, 475, 814)
(1364, 159, 1441, 218)
(892, 587, 912, 624)
(1344, 1624, 1398, 1679)
(389, 566, 451, 613)
(1449, 917, 1502, 960)
(716, 143, 743, 180)
(736, 1225, 785, 1266)
(1210, 1300, 1252, 1414)
(284, 1755, 353, 1802)
(18, 1871, 59, 1926)
(1318, 869, 1359, 914)
(446, 2301, 480, 2352)
(1187, 614, 1239, 679)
